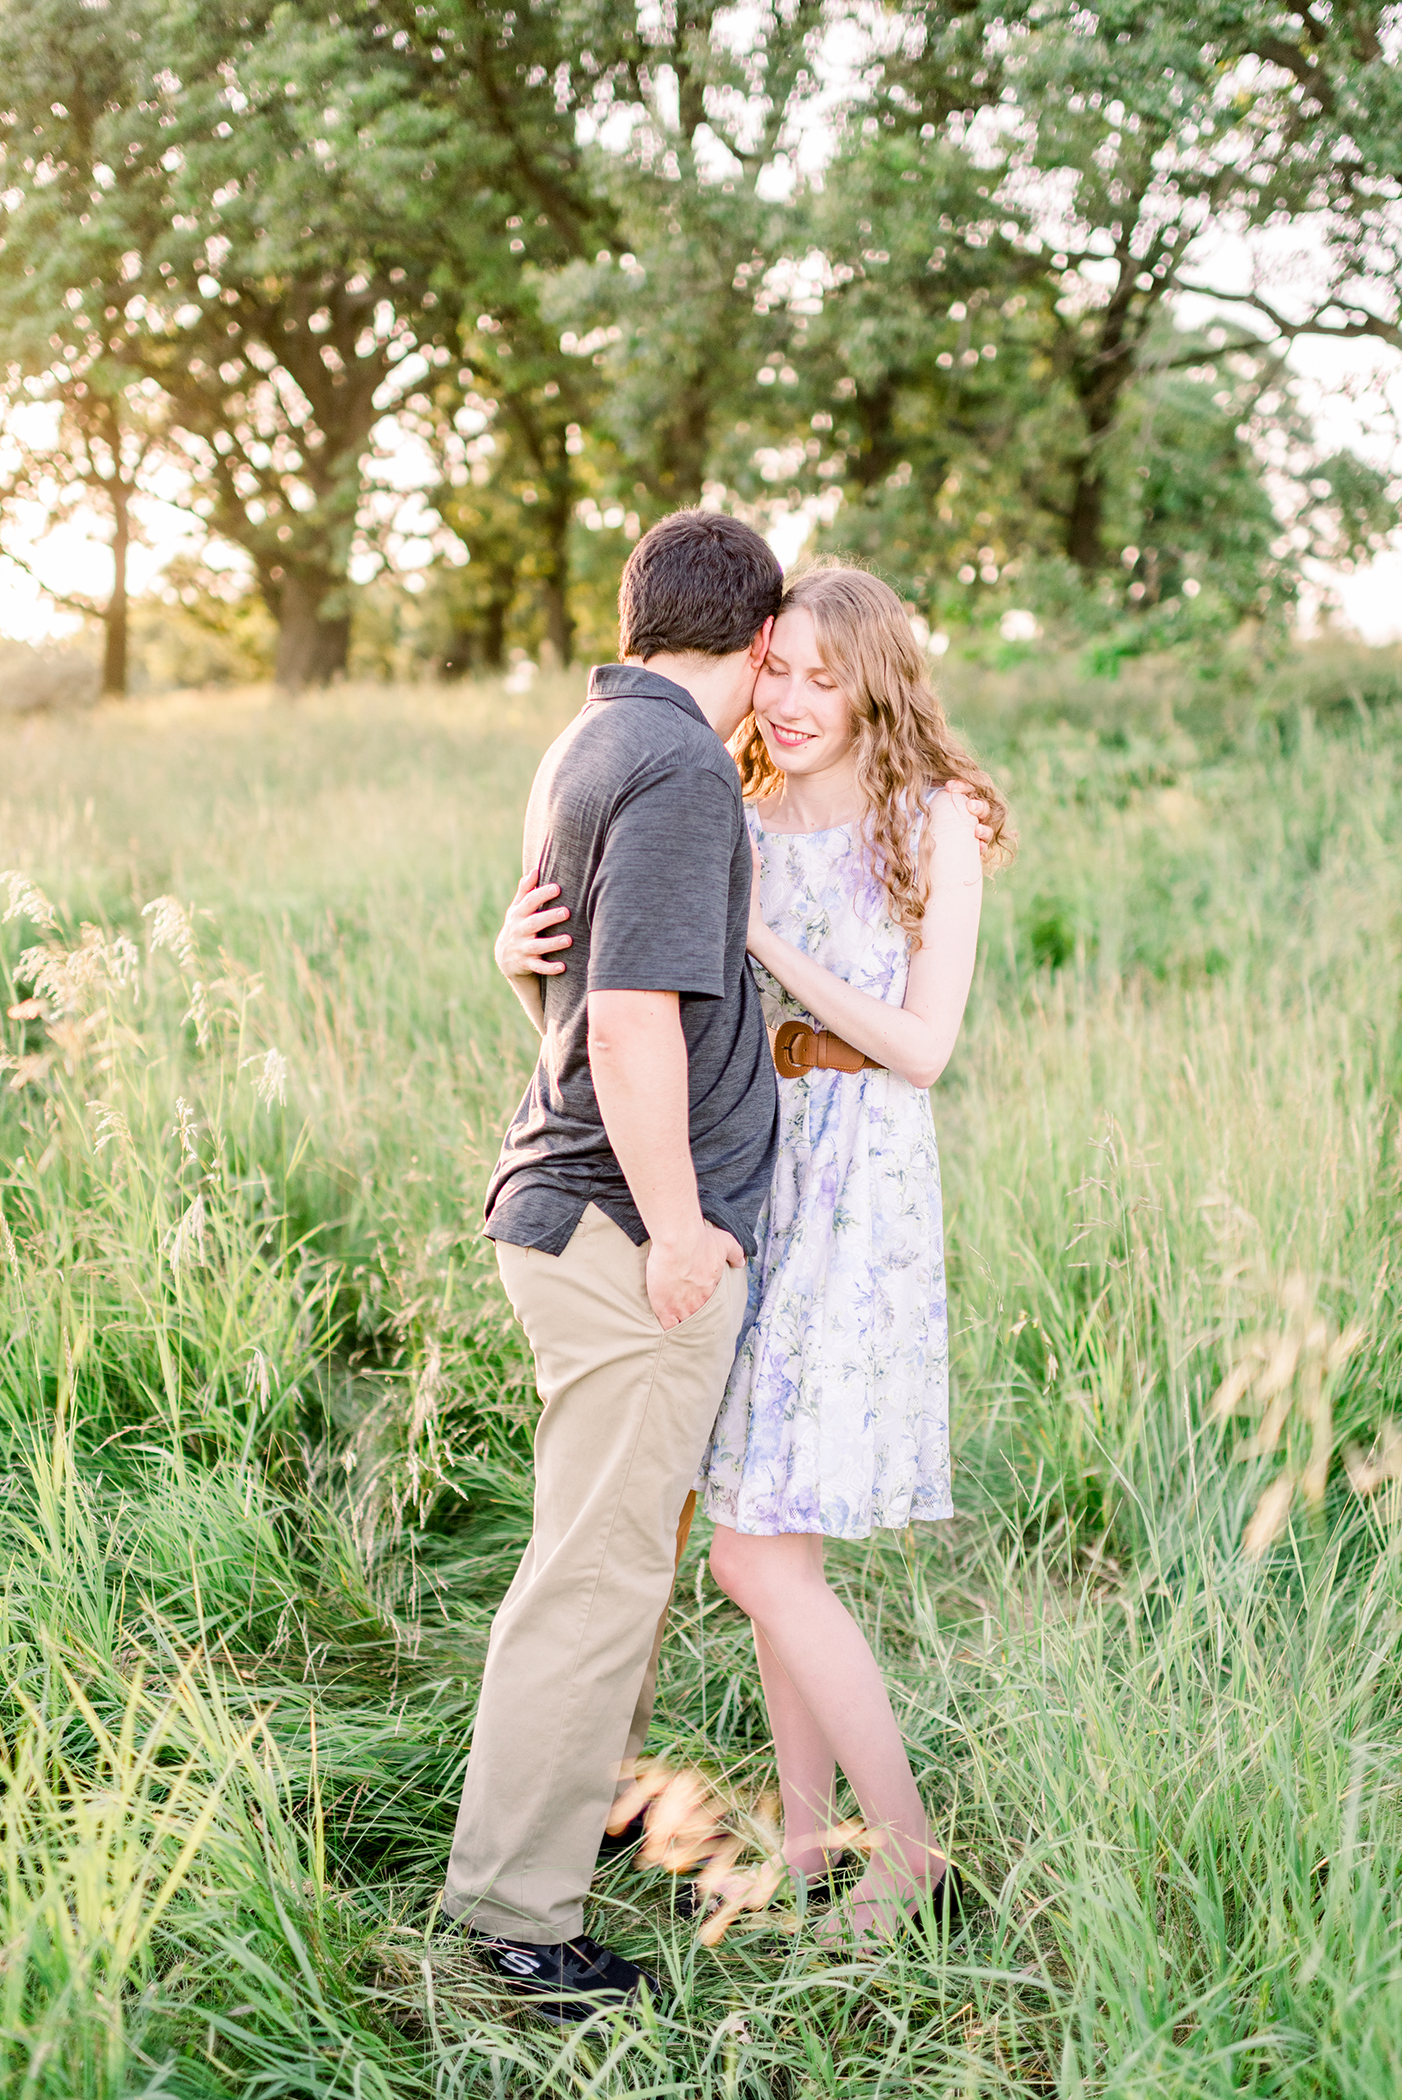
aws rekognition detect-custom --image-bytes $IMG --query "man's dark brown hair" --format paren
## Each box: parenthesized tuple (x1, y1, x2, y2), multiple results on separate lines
(618, 509, 783, 660)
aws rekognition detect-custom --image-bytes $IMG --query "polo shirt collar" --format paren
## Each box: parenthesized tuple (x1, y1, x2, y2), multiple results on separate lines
(587, 662, 708, 728)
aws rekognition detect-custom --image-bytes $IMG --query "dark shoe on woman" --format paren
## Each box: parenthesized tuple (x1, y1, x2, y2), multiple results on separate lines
(885, 1861, 966, 1941)
(677, 1851, 861, 1922)
(595, 1808, 647, 1862)
(914, 1860, 965, 1933)
(815, 1861, 968, 1949)
(800, 1851, 864, 1908)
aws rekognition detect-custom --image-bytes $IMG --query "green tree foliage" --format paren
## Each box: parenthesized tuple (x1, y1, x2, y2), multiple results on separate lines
(880, 0, 1402, 567)
(0, 0, 1396, 682)
(427, 0, 831, 662)
(0, 0, 619, 683)
(554, 0, 828, 516)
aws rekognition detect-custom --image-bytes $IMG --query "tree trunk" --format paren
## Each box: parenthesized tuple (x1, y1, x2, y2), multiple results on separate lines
(101, 477, 130, 697)
(542, 576, 572, 668)
(483, 562, 515, 667)
(440, 627, 475, 680)
(539, 493, 573, 667)
(657, 380, 710, 505)
(1063, 287, 1140, 575)
(847, 378, 900, 491)
(274, 570, 350, 689)
(1066, 464, 1105, 573)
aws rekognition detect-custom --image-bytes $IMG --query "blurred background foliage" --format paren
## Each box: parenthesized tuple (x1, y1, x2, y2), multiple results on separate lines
(0, 0, 1398, 697)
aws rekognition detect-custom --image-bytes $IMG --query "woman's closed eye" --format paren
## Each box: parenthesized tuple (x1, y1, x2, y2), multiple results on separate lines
(760, 657, 836, 695)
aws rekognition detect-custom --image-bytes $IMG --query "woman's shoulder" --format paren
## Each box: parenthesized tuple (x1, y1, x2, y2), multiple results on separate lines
(917, 778, 980, 836)
(914, 783, 983, 894)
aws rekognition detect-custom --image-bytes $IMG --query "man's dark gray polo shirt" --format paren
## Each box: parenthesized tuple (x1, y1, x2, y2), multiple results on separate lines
(485, 664, 778, 1258)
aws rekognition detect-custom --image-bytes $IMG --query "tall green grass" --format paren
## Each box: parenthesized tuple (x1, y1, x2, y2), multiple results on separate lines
(1, 669, 1400, 2095)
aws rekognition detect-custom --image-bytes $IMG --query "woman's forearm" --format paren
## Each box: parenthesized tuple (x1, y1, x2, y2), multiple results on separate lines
(749, 925, 954, 1088)
(493, 870, 570, 1039)
(748, 793, 983, 1089)
(508, 973, 547, 1038)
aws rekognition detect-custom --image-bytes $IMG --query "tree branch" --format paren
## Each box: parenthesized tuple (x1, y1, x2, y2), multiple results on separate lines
(0, 539, 104, 619)
(1177, 279, 1402, 351)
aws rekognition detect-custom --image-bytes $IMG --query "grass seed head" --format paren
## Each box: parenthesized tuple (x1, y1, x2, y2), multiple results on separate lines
(249, 1046, 288, 1108)
(174, 1097, 199, 1165)
(142, 895, 199, 970)
(1218, 1272, 1370, 1548)
(87, 1101, 133, 1154)
(1244, 1473, 1297, 1560)
(1344, 1420, 1402, 1496)
(0, 870, 58, 930)
(165, 1191, 208, 1270)
(637, 1768, 717, 1874)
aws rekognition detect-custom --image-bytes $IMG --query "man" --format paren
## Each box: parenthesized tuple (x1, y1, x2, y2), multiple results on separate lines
(441, 510, 783, 2020)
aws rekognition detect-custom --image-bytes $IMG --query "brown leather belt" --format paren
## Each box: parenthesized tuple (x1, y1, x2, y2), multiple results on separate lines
(773, 1018, 884, 1079)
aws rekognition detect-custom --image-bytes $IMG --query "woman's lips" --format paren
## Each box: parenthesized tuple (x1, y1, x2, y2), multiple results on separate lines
(768, 722, 815, 749)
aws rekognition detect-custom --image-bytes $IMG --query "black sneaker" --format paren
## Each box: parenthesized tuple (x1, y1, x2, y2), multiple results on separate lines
(467, 1927, 662, 2024)
(596, 1808, 647, 1862)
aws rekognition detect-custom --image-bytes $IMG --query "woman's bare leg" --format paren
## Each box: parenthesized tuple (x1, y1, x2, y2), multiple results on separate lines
(751, 1619, 836, 1879)
(709, 1525, 946, 1934)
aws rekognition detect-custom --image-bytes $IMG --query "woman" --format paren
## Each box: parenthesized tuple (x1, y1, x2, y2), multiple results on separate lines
(497, 563, 1011, 1943)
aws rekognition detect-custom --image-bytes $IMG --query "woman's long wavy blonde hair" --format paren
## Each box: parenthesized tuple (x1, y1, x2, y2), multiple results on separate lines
(731, 561, 1015, 942)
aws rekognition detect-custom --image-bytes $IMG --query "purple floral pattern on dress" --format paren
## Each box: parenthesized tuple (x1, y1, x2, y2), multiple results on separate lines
(696, 804, 953, 1540)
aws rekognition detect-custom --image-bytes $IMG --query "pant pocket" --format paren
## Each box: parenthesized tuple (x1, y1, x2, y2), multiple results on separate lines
(663, 1269, 735, 1334)
(667, 1261, 748, 1342)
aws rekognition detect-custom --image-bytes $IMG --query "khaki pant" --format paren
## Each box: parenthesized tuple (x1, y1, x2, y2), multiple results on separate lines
(443, 1203, 747, 1942)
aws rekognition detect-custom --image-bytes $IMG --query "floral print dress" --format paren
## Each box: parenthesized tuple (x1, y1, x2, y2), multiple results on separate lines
(696, 802, 953, 1540)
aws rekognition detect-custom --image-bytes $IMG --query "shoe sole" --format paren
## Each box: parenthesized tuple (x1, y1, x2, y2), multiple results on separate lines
(520, 1987, 656, 2026)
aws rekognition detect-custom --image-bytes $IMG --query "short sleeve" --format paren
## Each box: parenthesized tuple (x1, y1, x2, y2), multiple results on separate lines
(587, 766, 737, 997)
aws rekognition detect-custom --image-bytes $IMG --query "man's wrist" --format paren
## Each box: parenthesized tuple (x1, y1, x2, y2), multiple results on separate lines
(646, 1211, 707, 1255)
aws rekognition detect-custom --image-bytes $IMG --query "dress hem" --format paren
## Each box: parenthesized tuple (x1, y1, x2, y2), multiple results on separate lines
(699, 1498, 954, 1542)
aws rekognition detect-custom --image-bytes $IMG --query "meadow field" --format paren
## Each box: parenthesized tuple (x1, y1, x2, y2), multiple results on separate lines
(1, 654, 1401, 2097)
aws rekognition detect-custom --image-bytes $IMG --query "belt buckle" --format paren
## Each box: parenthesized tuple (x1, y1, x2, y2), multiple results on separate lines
(773, 1019, 817, 1079)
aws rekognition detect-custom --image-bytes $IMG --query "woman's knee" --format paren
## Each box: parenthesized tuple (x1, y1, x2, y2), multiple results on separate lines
(706, 1525, 754, 1610)
(707, 1527, 820, 1618)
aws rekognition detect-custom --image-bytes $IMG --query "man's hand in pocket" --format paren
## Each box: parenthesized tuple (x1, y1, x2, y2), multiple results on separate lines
(646, 1221, 745, 1329)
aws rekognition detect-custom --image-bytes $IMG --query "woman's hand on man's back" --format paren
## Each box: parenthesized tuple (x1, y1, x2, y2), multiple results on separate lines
(495, 870, 573, 981)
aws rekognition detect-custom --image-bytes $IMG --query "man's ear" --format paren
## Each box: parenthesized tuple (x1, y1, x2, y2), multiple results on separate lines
(748, 616, 774, 668)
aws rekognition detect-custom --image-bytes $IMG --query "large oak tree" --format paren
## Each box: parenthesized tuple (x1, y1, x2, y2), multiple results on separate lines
(0, 0, 615, 683)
